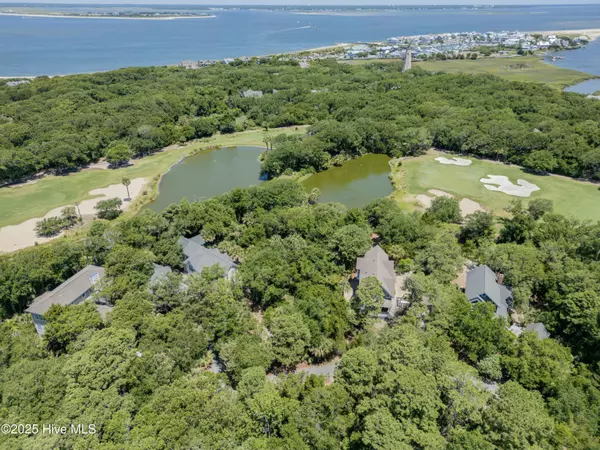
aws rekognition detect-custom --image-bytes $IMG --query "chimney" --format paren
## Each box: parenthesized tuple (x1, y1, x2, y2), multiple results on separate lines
(497, 273, 504, 285)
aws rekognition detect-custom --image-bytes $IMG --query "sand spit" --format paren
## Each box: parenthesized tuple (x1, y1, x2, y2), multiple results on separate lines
(534, 29, 600, 40)
(0, 12, 215, 20)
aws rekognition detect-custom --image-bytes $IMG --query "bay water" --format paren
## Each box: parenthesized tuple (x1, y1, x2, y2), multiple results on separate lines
(3, 4, 600, 76)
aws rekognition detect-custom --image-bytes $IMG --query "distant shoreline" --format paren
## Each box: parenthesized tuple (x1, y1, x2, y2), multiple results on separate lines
(1, 28, 599, 80)
(526, 28, 600, 40)
(0, 12, 216, 20)
(293, 11, 388, 17)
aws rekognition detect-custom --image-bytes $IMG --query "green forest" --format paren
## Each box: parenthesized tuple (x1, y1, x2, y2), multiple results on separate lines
(2, 58, 600, 185)
(1, 178, 600, 448)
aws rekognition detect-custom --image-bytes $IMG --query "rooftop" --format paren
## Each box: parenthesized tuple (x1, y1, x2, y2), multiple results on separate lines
(25, 265, 105, 316)
(179, 235, 237, 273)
(356, 245, 395, 298)
(526, 322, 550, 340)
(150, 263, 172, 284)
(465, 265, 510, 318)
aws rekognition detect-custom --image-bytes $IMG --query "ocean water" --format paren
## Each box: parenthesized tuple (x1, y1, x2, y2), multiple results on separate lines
(2, 4, 600, 76)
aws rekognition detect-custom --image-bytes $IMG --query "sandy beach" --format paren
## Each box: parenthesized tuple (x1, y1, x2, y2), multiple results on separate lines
(0, 178, 146, 253)
(0, 12, 215, 20)
(293, 43, 351, 53)
(533, 29, 600, 40)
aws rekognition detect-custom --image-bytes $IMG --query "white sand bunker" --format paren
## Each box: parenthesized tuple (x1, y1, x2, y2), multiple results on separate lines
(416, 194, 434, 209)
(480, 175, 540, 197)
(0, 178, 146, 253)
(459, 198, 485, 216)
(428, 189, 453, 198)
(416, 189, 484, 216)
(435, 156, 472, 166)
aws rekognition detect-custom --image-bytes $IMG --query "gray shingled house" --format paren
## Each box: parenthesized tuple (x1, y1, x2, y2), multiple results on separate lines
(355, 245, 401, 316)
(465, 265, 512, 318)
(510, 322, 550, 339)
(150, 263, 172, 284)
(25, 265, 105, 335)
(525, 322, 550, 339)
(178, 235, 237, 278)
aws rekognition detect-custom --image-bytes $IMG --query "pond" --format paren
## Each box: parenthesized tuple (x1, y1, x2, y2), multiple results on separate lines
(564, 78, 600, 95)
(303, 154, 393, 208)
(147, 148, 393, 212)
(147, 146, 265, 211)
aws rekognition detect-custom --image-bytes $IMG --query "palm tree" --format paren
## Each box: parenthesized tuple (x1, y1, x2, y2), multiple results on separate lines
(263, 134, 272, 151)
(122, 176, 131, 200)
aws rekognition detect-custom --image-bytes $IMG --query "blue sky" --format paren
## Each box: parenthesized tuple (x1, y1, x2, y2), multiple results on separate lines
(1, 1, 599, 5)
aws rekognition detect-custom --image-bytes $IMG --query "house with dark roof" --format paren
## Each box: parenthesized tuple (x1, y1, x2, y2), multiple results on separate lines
(355, 245, 404, 317)
(178, 235, 237, 278)
(25, 265, 106, 335)
(465, 265, 512, 318)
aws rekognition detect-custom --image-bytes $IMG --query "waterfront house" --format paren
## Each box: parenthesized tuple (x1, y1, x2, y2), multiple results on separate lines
(25, 265, 105, 335)
(465, 265, 511, 318)
(179, 235, 237, 278)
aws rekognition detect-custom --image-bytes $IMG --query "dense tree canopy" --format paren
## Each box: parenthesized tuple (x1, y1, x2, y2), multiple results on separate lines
(0, 179, 599, 447)
(2, 59, 600, 184)
(2, 58, 600, 446)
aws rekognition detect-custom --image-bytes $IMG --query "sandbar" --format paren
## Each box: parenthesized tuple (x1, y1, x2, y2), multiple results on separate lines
(0, 12, 215, 20)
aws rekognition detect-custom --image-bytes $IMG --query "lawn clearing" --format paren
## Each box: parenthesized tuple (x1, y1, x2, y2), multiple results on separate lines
(415, 56, 595, 89)
(340, 56, 594, 89)
(393, 151, 600, 222)
(0, 127, 307, 228)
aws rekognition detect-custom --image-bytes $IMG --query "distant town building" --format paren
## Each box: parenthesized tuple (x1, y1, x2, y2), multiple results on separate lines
(6, 80, 30, 87)
(25, 265, 106, 335)
(179, 60, 199, 69)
